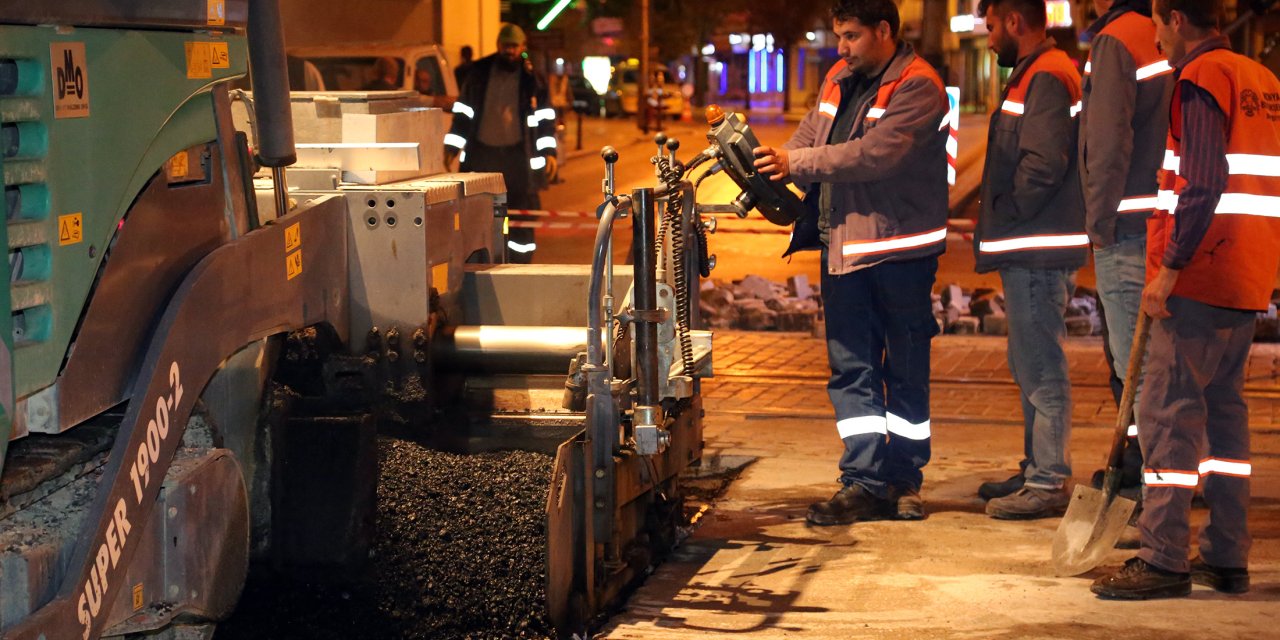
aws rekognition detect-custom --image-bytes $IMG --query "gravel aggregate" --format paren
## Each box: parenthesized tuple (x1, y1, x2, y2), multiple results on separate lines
(217, 436, 554, 640)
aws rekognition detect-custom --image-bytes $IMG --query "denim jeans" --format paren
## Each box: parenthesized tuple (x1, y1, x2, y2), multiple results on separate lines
(999, 267, 1076, 489)
(821, 253, 939, 498)
(1094, 232, 1147, 423)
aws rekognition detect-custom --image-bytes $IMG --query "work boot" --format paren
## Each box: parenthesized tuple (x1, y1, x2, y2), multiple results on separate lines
(891, 486, 926, 521)
(978, 473, 1024, 501)
(1092, 557, 1191, 600)
(985, 486, 1070, 519)
(1190, 556, 1250, 594)
(806, 485, 893, 526)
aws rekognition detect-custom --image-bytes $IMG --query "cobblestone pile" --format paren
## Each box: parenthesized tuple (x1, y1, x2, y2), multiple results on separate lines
(701, 275, 1280, 341)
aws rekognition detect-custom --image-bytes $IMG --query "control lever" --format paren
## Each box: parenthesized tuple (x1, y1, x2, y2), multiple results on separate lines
(704, 104, 806, 225)
(601, 145, 618, 198)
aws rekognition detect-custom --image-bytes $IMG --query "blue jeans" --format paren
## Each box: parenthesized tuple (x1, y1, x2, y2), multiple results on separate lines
(999, 267, 1075, 489)
(821, 253, 939, 498)
(1094, 232, 1146, 428)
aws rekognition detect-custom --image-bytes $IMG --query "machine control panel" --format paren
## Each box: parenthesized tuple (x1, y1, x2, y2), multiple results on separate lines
(705, 105, 805, 226)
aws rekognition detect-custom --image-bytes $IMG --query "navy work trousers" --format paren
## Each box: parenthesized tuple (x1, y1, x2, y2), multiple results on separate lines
(820, 252, 939, 499)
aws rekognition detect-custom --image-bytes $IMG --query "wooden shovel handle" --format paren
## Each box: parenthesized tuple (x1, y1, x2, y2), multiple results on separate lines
(1107, 311, 1151, 471)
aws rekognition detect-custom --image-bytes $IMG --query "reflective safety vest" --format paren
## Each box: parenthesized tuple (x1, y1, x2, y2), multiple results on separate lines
(1147, 48, 1280, 311)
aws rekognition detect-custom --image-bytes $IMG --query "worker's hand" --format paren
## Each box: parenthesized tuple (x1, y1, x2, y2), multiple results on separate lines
(1141, 266, 1180, 319)
(545, 155, 559, 183)
(753, 146, 790, 181)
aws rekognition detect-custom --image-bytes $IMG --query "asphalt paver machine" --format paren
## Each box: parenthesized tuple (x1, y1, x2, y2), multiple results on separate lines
(0, 1, 740, 638)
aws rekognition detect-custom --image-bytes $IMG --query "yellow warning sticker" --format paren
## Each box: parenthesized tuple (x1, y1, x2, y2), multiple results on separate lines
(431, 262, 450, 294)
(284, 222, 301, 253)
(170, 151, 189, 179)
(132, 584, 144, 611)
(58, 213, 83, 246)
(207, 0, 226, 25)
(210, 42, 230, 69)
(286, 250, 303, 280)
(184, 42, 212, 79)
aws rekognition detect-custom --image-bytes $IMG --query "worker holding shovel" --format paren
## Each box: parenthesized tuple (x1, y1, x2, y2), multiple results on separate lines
(1090, 0, 1280, 599)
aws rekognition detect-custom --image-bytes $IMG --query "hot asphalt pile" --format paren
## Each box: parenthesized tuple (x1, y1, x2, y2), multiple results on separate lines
(217, 437, 554, 640)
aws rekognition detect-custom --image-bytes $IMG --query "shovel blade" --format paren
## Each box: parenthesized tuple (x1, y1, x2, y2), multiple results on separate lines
(1051, 484, 1138, 576)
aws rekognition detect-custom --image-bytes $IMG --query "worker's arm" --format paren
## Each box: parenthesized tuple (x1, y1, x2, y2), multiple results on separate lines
(1142, 82, 1228, 318)
(1081, 36, 1138, 243)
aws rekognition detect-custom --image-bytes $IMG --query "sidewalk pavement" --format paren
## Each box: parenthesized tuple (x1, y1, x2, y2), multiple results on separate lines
(601, 332, 1280, 638)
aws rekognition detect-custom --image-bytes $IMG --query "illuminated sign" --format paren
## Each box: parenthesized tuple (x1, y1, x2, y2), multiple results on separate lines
(1047, 0, 1073, 28)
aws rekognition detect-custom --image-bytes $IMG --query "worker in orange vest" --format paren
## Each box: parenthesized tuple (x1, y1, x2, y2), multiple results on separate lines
(1092, 0, 1280, 599)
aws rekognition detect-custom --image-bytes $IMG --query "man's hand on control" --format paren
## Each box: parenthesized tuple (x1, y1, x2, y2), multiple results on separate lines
(753, 146, 790, 181)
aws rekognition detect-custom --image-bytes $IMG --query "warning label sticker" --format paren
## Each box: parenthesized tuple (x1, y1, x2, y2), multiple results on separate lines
(51, 42, 90, 119)
(286, 250, 303, 281)
(284, 223, 301, 253)
(132, 584, 144, 611)
(170, 151, 189, 179)
(210, 42, 230, 69)
(59, 213, 83, 246)
(185, 42, 213, 79)
(207, 0, 226, 25)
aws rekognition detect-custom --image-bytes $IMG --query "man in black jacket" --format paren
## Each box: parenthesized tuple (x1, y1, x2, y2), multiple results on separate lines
(444, 24, 557, 263)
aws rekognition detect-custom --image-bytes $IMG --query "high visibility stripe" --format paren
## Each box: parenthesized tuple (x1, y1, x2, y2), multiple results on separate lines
(1199, 458, 1252, 477)
(886, 413, 931, 440)
(1158, 190, 1280, 217)
(1144, 469, 1199, 487)
(507, 240, 537, 253)
(527, 114, 540, 128)
(1001, 100, 1025, 115)
(1118, 196, 1158, 212)
(536, 107, 557, 122)
(443, 133, 467, 150)
(1084, 60, 1092, 75)
(1070, 101, 1082, 118)
(1136, 60, 1174, 81)
(1164, 152, 1280, 177)
(837, 415, 887, 439)
(1227, 154, 1280, 177)
(1126, 424, 1139, 437)
(536, 136, 557, 151)
(819, 102, 838, 118)
(866, 107, 886, 119)
(530, 156, 547, 170)
(459, 150, 467, 163)
(452, 101, 475, 119)
(978, 233, 1090, 253)
(841, 226, 947, 257)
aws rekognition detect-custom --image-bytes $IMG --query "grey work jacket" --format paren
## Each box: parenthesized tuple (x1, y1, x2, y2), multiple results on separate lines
(1079, 10, 1174, 247)
(974, 41, 1087, 273)
(782, 43, 950, 275)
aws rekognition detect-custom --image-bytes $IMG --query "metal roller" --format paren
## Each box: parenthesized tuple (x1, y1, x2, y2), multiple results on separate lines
(433, 325, 590, 374)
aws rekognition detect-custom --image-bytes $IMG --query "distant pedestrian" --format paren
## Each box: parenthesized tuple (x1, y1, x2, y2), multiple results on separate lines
(443, 25, 557, 263)
(454, 45, 475, 91)
(753, 0, 950, 526)
(972, 0, 1086, 519)
(1092, 0, 1280, 599)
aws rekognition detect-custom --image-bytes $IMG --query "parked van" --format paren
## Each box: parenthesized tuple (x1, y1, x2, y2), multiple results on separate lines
(285, 42, 458, 109)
